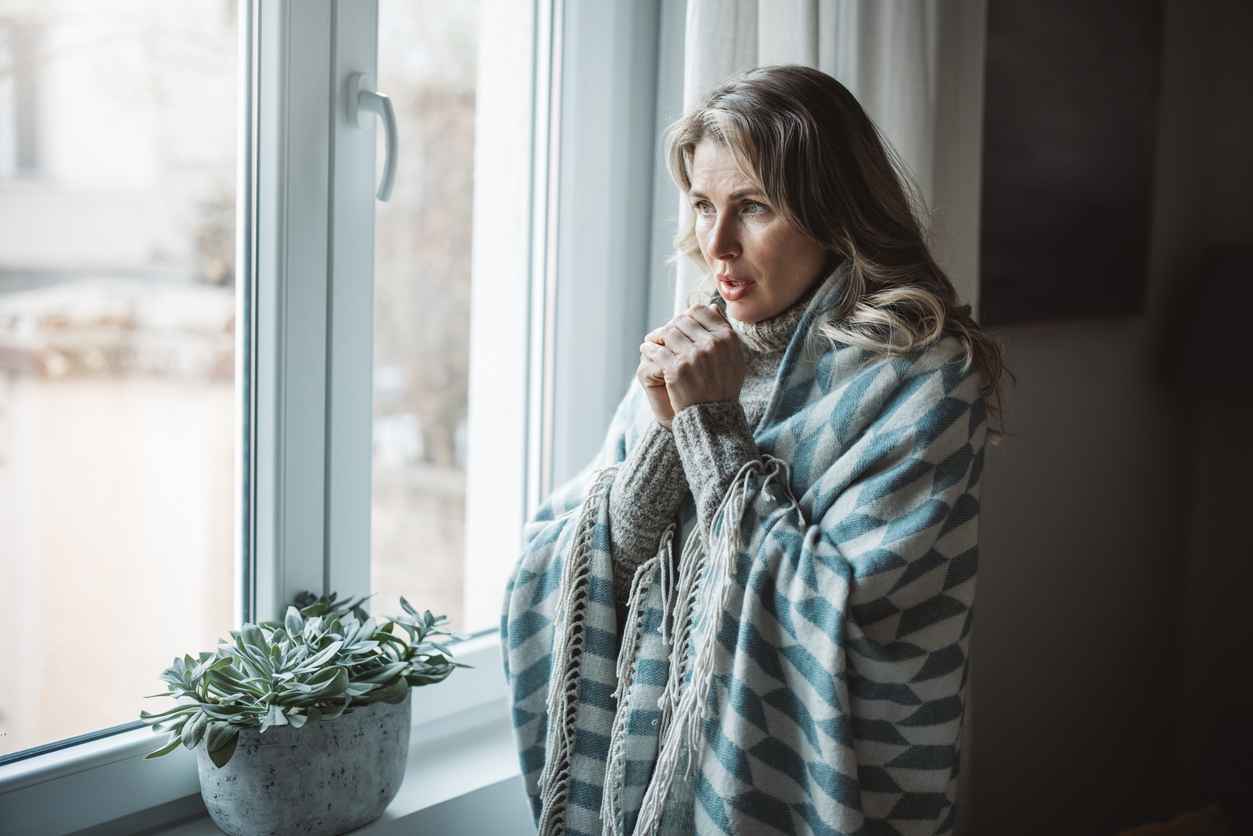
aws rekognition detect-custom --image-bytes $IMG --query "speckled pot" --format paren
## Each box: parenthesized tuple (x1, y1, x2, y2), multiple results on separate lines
(196, 689, 411, 836)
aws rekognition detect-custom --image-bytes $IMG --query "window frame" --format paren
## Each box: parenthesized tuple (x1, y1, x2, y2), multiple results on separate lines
(0, 0, 671, 830)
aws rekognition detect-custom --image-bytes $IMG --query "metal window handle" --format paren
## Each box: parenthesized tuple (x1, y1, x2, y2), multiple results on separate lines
(346, 72, 397, 202)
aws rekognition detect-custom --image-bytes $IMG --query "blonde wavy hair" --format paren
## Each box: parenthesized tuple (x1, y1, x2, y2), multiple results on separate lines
(665, 65, 1012, 443)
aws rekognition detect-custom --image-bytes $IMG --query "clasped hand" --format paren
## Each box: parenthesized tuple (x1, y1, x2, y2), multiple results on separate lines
(636, 303, 746, 430)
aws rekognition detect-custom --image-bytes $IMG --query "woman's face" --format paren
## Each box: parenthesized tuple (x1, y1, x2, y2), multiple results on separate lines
(688, 137, 829, 323)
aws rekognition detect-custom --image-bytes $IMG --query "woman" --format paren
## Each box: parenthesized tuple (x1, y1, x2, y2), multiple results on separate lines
(502, 64, 1009, 836)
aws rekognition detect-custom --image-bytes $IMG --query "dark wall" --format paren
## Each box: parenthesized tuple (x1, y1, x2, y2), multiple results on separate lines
(979, 0, 1164, 327)
(970, 0, 1253, 833)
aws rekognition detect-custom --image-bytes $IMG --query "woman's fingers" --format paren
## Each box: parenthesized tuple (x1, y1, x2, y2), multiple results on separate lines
(662, 304, 730, 351)
(642, 302, 728, 375)
(641, 343, 681, 381)
(667, 310, 710, 345)
(659, 320, 698, 351)
(643, 326, 668, 345)
(637, 345, 668, 383)
(686, 303, 729, 332)
(639, 342, 668, 364)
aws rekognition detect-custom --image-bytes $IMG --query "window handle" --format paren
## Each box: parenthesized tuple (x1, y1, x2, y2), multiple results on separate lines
(346, 72, 397, 202)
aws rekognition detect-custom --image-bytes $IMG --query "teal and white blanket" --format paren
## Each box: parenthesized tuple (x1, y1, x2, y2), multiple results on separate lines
(502, 282, 988, 835)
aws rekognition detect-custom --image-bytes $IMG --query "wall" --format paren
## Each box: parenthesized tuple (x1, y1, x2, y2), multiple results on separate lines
(970, 0, 1253, 833)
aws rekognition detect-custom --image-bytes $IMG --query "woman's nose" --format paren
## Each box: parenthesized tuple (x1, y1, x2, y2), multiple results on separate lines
(707, 214, 740, 262)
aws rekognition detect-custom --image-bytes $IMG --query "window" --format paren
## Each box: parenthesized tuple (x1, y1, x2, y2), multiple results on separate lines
(0, 0, 668, 829)
(0, 0, 240, 762)
(370, 0, 530, 634)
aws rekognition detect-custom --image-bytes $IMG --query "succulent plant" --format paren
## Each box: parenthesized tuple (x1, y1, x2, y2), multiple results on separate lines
(139, 591, 464, 768)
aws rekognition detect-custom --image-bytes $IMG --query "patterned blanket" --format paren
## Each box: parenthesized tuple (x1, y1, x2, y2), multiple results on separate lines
(502, 282, 988, 835)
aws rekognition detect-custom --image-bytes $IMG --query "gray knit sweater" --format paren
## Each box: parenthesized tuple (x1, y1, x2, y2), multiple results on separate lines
(607, 279, 822, 619)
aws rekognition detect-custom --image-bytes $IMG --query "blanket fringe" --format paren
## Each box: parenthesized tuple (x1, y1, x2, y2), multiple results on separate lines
(655, 515, 705, 744)
(537, 465, 617, 836)
(600, 543, 666, 836)
(657, 522, 678, 647)
(634, 453, 796, 836)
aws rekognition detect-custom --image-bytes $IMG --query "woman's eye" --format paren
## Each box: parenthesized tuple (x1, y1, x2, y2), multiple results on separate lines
(693, 200, 715, 216)
(742, 201, 768, 215)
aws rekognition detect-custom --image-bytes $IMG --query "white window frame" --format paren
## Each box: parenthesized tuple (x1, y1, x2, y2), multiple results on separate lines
(0, 0, 671, 831)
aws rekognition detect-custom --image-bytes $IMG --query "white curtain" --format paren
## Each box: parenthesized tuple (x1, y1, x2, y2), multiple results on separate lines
(672, 2, 982, 829)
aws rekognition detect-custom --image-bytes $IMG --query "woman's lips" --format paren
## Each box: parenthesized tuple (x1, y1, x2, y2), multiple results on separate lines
(718, 275, 755, 301)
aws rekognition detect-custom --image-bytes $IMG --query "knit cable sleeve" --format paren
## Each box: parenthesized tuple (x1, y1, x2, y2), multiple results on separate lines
(606, 420, 688, 620)
(670, 399, 761, 545)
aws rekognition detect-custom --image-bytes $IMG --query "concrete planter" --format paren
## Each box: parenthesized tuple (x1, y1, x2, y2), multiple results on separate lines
(196, 690, 411, 836)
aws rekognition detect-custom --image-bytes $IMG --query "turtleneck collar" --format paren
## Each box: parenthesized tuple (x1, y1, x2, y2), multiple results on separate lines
(723, 271, 828, 354)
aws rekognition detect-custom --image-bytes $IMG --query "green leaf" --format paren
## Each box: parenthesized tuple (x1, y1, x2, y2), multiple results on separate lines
(240, 623, 268, 652)
(233, 635, 271, 677)
(262, 703, 288, 731)
(284, 605, 305, 638)
(181, 711, 208, 749)
(345, 682, 378, 698)
(357, 661, 408, 684)
(144, 734, 183, 759)
(302, 617, 324, 643)
(406, 666, 455, 686)
(206, 727, 239, 768)
(201, 704, 248, 720)
(295, 640, 343, 673)
(139, 704, 199, 723)
(191, 657, 217, 681)
(308, 668, 349, 698)
(204, 721, 234, 754)
(372, 677, 410, 704)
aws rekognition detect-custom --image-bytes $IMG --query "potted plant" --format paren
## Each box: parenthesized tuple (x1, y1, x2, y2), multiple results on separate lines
(139, 591, 464, 836)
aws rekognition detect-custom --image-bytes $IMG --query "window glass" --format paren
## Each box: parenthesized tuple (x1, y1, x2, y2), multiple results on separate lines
(0, 1, 238, 758)
(372, 0, 528, 635)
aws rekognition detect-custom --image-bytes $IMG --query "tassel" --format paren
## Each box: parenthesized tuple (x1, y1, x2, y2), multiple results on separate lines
(536, 465, 616, 836)
(678, 458, 758, 776)
(760, 454, 804, 526)
(655, 519, 705, 738)
(638, 520, 707, 836)
(636, 457, 772, 835)
(600, 553, 659, 836)
(657, 521, 677, 647)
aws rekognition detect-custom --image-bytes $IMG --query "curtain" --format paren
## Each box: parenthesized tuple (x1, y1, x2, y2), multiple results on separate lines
(671, 2, 983, 830)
